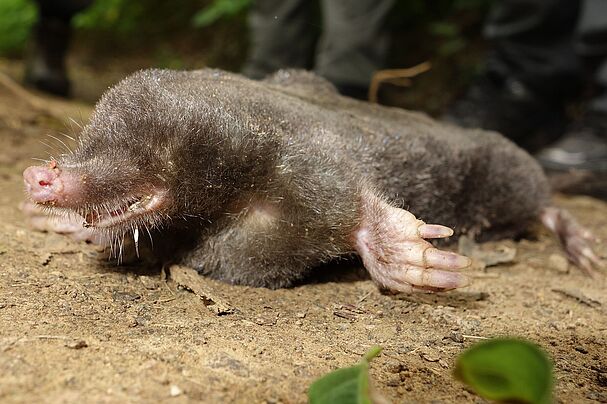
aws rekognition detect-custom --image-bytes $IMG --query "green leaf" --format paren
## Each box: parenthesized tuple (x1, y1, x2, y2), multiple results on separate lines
(308, 346, 382, 404)
(0, 0, 37, 55)
(191, 0, 251, 28)
(429, 22, 460, 38)
(454, 338, 553, 404)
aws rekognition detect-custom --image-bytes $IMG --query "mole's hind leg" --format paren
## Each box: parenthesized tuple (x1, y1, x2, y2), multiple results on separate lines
(541, 207, 605, 277)
(355, 192, 472, 293)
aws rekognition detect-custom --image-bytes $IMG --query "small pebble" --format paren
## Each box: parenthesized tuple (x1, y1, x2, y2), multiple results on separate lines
(169, 385, 182, 397)
(386, 374, 401, 387)
(419, 347, 440, 362)
(386, 360, 403, 374)
(549, 254, 569, 273)
(65, 340, 88, 349)
(449, 331, 464, 343)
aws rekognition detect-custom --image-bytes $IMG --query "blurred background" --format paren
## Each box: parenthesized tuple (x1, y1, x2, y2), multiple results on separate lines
(0, 0, 490, 113)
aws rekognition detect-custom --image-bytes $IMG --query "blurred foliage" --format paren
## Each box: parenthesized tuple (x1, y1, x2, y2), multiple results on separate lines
(192, 0, 251, 28)
(72, 0, 145, 33)
(0, 0, 491, 56)
(454, 338, 553, 404)
(0, 0, 36, 55)
(0, 0, 491, 110)
(308, 346, 383, 404)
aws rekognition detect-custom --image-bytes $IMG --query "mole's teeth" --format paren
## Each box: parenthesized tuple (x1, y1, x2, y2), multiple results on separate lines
(127, 195, 152, 212)
(128, 201, 140, 212)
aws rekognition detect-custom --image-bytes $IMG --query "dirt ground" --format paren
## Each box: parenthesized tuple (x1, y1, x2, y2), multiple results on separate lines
(0, 71, 606, 404)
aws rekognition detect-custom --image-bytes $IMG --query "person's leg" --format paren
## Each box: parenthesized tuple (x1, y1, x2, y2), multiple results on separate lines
(242, 0, 316, 80)
(26, 0, 93, 96)
(445, 0, 583, 149)
(485, 0, 584, 98)
(314, 0, 395, 99)
(535, 0, 607, 174)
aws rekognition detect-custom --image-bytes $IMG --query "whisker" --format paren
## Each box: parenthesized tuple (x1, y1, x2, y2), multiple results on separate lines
(47, 133, 74, 155)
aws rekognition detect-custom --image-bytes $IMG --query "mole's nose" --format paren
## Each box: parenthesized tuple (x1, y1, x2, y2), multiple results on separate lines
(23, 165, 62, 203)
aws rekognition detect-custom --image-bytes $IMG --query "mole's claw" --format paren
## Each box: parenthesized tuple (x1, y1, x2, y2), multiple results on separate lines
(541, 206, 604, 276)
(418, 224, 454, 239)
(356, 195, 471, 293)
(425, 248, 471, 270)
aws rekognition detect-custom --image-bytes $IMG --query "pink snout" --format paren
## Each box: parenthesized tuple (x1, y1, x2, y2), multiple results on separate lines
(23, 163, 83, 206)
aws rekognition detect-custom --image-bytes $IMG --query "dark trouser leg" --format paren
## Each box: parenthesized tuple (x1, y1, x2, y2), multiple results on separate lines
(315, 0, 394, 97)
(26, 0, 93, 96)
(242, 0, 316, 79)
(485, 0, 584, 99)
(445, 0, 583, 148)
(578, 0, 607, 114)
(536, 1, 607, 182)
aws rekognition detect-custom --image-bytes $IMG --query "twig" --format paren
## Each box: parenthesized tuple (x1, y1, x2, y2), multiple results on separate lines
(368, 62, 432, 103)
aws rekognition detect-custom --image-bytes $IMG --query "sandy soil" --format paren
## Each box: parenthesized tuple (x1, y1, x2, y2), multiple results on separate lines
(0, 73, 606, 404)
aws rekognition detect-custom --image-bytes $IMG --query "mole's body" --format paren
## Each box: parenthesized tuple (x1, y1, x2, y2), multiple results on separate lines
(22, 69, 601, 292)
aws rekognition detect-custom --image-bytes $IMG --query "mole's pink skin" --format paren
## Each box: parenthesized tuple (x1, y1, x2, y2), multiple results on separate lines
(23, 162, 85, 207)
(541, 207, 605, 277)
(355, 193, 471, 293)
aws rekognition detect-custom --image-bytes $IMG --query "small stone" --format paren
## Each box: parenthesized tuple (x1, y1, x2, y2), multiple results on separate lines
(449, 331, 464, 343)
(169, 384, 183, 397)
(419, 347, 441, 362)
(112, 291, 141, 302)
(386, 360, 403, 374)
(296, 312, 306, 318)
(323, 353, 335, 360)
(39, 252, 53, 266)
(295, 320, 303, 326)
(139, 275, 160, 290)
(386, 374, 401, 387)
(65, 340, 88, 349)
(549, 254, 569, 273)
(575, 346, 589, 354)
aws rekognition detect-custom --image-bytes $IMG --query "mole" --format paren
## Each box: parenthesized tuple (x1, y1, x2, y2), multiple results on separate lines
(22, 68, 603, 292)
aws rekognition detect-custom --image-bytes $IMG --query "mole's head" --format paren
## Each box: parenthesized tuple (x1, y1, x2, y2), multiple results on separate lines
(23, 69, 278, 240)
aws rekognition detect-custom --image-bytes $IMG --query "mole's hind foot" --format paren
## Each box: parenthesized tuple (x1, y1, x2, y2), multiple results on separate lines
(541, 207, 605, 277)
(355, 194, 471, 293)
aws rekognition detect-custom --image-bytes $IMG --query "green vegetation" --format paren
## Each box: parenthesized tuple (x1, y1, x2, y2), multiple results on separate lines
(0, 0, 490, 56)
(0, 0, 36, 55)
(192, 0, 251, 28)
(454, 338, 553, 404)
(308, 346, 383, 404)
(309, 339, 553, 403)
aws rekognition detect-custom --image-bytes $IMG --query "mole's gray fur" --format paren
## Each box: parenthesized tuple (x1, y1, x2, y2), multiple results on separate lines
(66, 68, 550, 288)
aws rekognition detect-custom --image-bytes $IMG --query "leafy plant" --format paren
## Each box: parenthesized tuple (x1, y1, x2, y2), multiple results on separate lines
(72, 0, 145, 34)
(192, 0, 251, 28)
(454, 338, 553, 404)
(308, 346, 383, 404)
(0, 0, 37, 56)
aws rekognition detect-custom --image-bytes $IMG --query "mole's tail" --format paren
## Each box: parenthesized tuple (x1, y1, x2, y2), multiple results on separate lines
(540, 207, 605, 277)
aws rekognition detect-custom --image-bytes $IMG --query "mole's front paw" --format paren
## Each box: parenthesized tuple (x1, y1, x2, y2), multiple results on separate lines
(355, 196, 471, 293)
(20, 200, 103, 244)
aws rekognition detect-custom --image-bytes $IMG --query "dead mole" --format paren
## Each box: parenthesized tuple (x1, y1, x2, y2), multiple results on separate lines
(22, 68, 603, 292)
